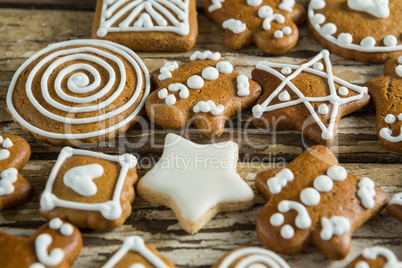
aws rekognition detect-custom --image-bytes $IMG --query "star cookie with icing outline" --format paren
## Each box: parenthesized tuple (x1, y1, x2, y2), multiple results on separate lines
(255, 145, 388, 260)
(146, 50, 262, 137)
(137, 133, 254, 234)
(101, 236, 175, 267)
(387, 192, 402, 222)
(346, 246, 402, 268)
(203, 0, 306, 54)
(39, 147, 138, 230)
(251, 50, 370, 146)
(0, 134, 34, 211)
(0, 218, 82, 268)
(308, 0, 402, 63)
(363, 55, 402, 152)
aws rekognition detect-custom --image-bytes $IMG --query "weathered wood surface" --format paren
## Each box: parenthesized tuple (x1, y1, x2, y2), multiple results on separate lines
(0, 1, 401, 268)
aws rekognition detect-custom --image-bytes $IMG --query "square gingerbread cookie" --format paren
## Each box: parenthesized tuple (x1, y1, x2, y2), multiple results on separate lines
(92, 0, 198, 51)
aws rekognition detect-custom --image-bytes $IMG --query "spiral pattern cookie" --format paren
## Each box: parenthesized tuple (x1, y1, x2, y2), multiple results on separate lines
(7, 39, 150, 146)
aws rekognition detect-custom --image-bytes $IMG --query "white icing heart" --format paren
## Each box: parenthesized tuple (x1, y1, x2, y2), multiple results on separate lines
(63, 164, 104, 197)
(347, 0, 390, 19)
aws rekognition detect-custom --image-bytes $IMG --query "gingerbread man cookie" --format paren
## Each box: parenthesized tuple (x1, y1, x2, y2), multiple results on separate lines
(146, 51, 262, 137)
(364, 55, 402, 152)
(7, 39, 150, 146)
(387, 192, 402, 222)
(0, 134, 33, 211)
(346, 246, 402, 268)
(255, 145, 388, 260)
(308, 0, 402, 62)
(137, 133, 254, 234)
(93, 0, 198, 51)
(101, 236, 175, 267)
(252, 50, 370, 146)
(0, 218, 82, 268)
(212, 247, 290, 268)
(203, 0, 306, 54)
(40, 147, 138, 230)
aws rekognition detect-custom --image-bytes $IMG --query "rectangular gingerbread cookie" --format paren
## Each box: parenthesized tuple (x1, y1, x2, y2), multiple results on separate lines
(92, 0, 198, 51)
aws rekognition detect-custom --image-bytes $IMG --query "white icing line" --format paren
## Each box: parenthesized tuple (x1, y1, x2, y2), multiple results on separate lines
(158, 61, 178, 80)
(362, 246, 402, 268)
(190, 50, 221, 61)
(278, 200, 312, 229)
(389, 192, 402, 206)
(236, 75, 250, 96)
(193, 100, 224, 115)
(258, 5, 285, 30)
(40, 147, 137, 220)
(267, 168, 294, 194)
(279, 0, 295, 12)
(0, 168, 18, 196)
(347, 0, 390, 19)
(222, 18, 247, 34)
(209, 0, 225, 12)
(320, 216, 351, 240)
(357, 177, 376, 209)
(34, 234, 65, 266)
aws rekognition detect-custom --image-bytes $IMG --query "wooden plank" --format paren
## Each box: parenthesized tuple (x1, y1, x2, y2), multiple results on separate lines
(0, 0, 96, 10)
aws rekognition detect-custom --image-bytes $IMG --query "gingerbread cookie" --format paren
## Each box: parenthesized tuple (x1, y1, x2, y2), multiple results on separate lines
(308, 0, 402, 63)
(0, 218, 82, 267)
(346, 246, 402, 268)
(0, 134, 33, 211)
(387, 192, 402, 222)
(137, 133, 254, 234)
(255, 145, 388, 260)
(212, 247, 290, 268)
(39, 147, 138, 230)
(364, 55, 402, 152)
(93, 0, 197, 51)
(7, 39, 150, 146)
(146, 51, 262, 137)
(203, 0, 306, 54)
(252, 50, 370, 146)
(101, 236, 175, 267)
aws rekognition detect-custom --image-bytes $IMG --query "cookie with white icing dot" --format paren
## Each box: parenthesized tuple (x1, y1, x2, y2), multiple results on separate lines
(100, 236, 175, 267)
(387, 192, 402, 222)
(308, 0, 402, 62)
(92, 0, 197, 51)
(39, 147, 138, 230)
(346, 246, 402, 268)
(251, 50, 370, 146)
(255, 145, 388, 260)
(0, 218, 82, 268)
(137, 133, 254, 234)
(364, 55, 402, 152)
(146, 51, 262, 137)
(0, 134, 33, 211)
(203, 0, 306, 54)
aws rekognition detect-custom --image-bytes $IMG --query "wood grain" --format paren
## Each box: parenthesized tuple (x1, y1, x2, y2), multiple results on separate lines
(0, 1, 401, 268)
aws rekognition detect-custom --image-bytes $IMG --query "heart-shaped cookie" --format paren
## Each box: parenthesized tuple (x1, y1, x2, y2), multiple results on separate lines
(0, 218, 82, 267)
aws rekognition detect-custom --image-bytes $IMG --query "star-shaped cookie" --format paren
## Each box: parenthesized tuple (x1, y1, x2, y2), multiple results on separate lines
(137, 133, 254, 234)
(0, 218, 82, 267)
(0, 134, 33, 211)
(346, 246, 402, 268)
(252, 50, 370, 146)
(203, 0, 306, 54)
(364, 55, 402, 152)
(255, 145, 388, 260)
(146, 50, 262, 137)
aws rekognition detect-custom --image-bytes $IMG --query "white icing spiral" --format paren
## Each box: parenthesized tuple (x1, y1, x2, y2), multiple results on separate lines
(7, 39, 150, 140)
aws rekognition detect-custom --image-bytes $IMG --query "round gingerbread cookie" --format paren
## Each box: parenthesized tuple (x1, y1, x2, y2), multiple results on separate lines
(308, 0, 402, 62)
(7, 39, 150, 146)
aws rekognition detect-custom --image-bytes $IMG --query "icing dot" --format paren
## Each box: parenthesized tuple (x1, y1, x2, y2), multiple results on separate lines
(396, 65, 402, 77)
(247, 0, 262, 6)
(399, 56, 402, 64)
(49, 218, 63, 229)
(158, 88, 168, 99)
(360, 37, 376, 48)
(355, 261, 370, 268)
(281, 67, 292, 75)
(216, 61, 233, 74)
(327, 165, 347, 181)
(314, 175, 334, 192)
(312, 13, 326, 24)
(270, 213, 284, 226)
(202, 67, 219, 80)
(399, 113, 402, 121)
(337, 33, 353, 45)
(274, 30, 284, 39)
(279, 90, 291, 101)
(300, 188, 321, 206)
(29, 263, 46, 268)
(338, 86, 349, 96)
(318, 104, 329, 115)
(187, 75, 204, 89)
(60, 223, 74, 236)
(321, 23, 337, 35)
(280, 224, 294, 239)
(313, 62, 324, 71)
(2, 138, 13, 149)
(129, 264, 146, 268)
(97, 27, 108, 37)
(253, 104, 264, 118)
(311, 0, 326, 10)
(282, 26, 292, 35)
(385, 114, 396, 124)
(258, 5, 274, 19)
(0, 135, 3, 143)
(321, 130, 333, 140)
(165, 94, 176, 105)
(384, 35, 397, 47)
